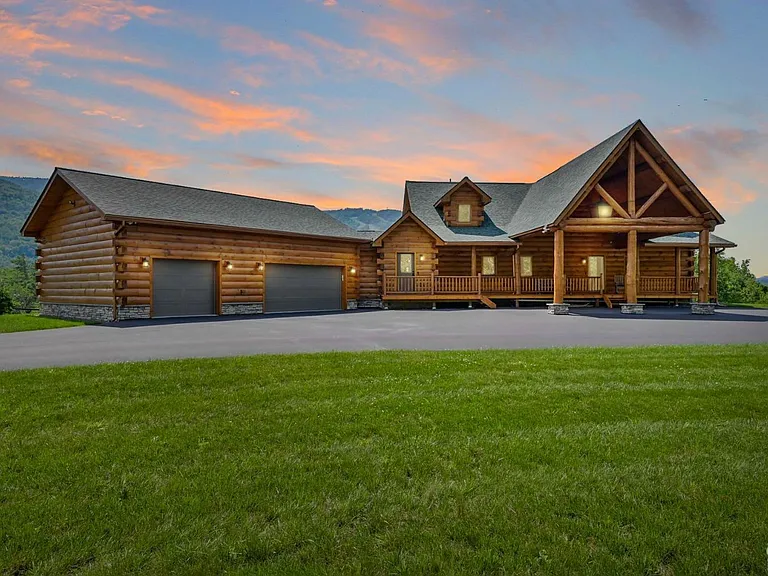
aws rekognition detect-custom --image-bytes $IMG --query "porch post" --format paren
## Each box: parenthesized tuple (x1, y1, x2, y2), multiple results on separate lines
(514, 249, 522, 295)
(548, 229, 568, 315)
(674, 248, 681, 296)
(621, 229, 643, 314)
(709, 247, 718, 303)
(693, 229, 714, 314)
(470, 246, 477, 277)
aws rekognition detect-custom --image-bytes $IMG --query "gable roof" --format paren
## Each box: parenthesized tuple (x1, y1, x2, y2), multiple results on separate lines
(403, 120, 733, 246)
(23, 168, 370, 242)
(646, 232, 736, 249)
(373, 211, 445, 246)
(433, 176, 493, 206)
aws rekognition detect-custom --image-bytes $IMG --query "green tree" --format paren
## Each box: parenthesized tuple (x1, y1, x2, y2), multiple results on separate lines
(0, 255, 37, 310)
(716, 255, 768, 304)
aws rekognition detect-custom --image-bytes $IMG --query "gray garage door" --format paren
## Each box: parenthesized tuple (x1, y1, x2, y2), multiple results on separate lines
(265, 264, 342, 313)
(152, 259, 216, 318)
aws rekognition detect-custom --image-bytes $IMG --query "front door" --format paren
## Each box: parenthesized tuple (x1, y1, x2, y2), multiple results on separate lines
(397, 253, 415, 292)
(587, 256, 605, 291)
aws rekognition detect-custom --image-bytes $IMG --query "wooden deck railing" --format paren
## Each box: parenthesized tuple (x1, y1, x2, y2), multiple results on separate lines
(566, 276, 604, 294)
(434, 275, 479, 294)
(383, 274, 699, 297)
(520, 277, 553, 293)
(480, 276, 517, 293)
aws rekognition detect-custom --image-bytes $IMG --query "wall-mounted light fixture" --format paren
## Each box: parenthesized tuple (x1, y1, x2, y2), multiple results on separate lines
(349, 266, 357, 275)
(141, 257, 150, 268)
(68, 200, 77, 206)
(595, 201, 613, 219)
(256, 262, 264, 272)
(581, 258, 587, 265)
(419, 254, 426, 261)
(225, 261, 234, 271)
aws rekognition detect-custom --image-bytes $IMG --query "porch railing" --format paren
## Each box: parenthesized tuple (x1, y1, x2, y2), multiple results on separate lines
(615, 275, 699, 294)
(434, 275, 479, 294)
(520, 277, 553, 293)
(480, 275, 517, 293)
(566, 276, 604, 294)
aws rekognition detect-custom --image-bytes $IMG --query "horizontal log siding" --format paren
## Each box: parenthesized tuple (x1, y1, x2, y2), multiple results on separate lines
(37, 187, 115, 306)
(358, 245, 379, 299)
(377, 220, 436, 279)
(116, 224, 364, 307)
(564, 233, 625, 294)
(437, 246, 514, 276)
(442, 187, 485, 227)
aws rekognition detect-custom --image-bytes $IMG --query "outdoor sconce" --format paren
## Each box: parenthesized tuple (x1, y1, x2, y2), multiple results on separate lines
(349, 266, 357, 275)
(595, 201, 613, 219)
(256, 262, 264, 272)
(419, 254, 426, 261)
(141, 257, 150, 268)
(225, 261, 234, 271)
(581, 258, 587, 265)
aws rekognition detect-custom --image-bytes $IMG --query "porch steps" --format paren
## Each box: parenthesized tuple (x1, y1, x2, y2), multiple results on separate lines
(479, 296, 497, 309)
(602, 295, 613, 309)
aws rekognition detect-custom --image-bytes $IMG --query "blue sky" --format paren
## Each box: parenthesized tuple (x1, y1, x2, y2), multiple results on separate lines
(1, 0, 766, 273)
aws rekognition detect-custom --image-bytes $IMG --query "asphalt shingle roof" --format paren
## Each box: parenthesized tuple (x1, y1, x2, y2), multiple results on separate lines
(647, 232, 736, 248)
(56, 168, 369, 241)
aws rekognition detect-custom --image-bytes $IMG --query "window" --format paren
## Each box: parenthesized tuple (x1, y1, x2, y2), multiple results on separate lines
(520, 256, 533, 277)
(482, 256, 496, 275)
(457, 204, 471, 223)
(587, 255, 605, 290)
(397, 253, 414, 276)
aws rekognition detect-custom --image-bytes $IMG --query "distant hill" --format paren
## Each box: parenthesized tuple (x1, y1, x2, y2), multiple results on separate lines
(0, 177, 47, 266)
(325, 208, 400, 231)
(758, 276, 768, 286)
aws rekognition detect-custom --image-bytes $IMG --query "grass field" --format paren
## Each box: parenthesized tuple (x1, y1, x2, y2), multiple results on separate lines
(2, 345, 767, 575)
(0, 314, 83, 333)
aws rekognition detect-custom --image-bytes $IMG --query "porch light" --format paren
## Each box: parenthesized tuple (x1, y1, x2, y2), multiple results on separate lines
(581, 258, 587, 265)
(141, 257, 150, 268)
(596, 201, 613, 219)
(256, 262, 264, 272)
(349, 266, 357, 275)
(419, 254, 426, 261)
(225, 261, 234, 271)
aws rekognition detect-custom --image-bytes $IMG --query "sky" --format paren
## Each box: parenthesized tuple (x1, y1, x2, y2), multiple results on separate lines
(0, 0, 766, 274)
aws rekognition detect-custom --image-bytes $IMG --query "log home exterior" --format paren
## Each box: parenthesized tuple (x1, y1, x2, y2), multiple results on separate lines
(374, 120, 735, 314)
(22, 119, 735, 322)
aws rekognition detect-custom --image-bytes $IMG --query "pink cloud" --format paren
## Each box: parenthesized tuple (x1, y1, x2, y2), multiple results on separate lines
(221, 25, 319, 72)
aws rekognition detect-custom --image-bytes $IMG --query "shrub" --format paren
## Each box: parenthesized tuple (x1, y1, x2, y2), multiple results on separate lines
(0, 287, 13, 315)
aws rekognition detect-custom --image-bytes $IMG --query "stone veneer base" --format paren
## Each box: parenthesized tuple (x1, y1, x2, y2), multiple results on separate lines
(346, 299, 358, 310)
(40, 302, 114, 323)
(547, 303, 570, 315)
(357, 298, 384, 309)
(620, 303, 645, 315)
(691, 302, 717, 315)
(117, 305, 150, 321)
(221, 302, 263, 315)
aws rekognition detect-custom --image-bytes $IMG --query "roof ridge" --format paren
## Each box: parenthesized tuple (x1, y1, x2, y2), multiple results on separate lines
(56, 167, 319, 209)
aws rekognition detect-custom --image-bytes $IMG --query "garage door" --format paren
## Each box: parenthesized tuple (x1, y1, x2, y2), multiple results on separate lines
(265, 264, 342, 313)
(152, 259, 216, 318)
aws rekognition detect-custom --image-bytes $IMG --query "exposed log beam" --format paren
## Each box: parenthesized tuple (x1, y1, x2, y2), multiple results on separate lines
(635, 182, 668, 218)
(635, 142, 702, 217)
(628, 141, 636, 217)
(563, 225, 704, 234)
(565, 216, 703, 226)
(595, 183, 630, 219)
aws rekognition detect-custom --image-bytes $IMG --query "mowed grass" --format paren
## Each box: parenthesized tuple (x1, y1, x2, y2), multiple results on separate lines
(0, 314, 83, 333)
(2, 346, 768, 575)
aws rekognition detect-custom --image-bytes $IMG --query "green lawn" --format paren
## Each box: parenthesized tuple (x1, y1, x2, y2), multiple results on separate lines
(2, 346, 767, 575)
(725, 302, 768, 309)
(0, 313, 83, 333)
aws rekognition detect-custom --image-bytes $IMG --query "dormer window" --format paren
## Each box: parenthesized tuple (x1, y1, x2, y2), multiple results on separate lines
(458, 204, 471, 223)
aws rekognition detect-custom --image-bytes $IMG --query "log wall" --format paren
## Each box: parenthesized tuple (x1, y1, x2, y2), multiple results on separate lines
(37, 187, 116, 307)
(377, 219, 437, 278)
(442, 187, 485, 227)
(115, 224, 367, 310)
(437, 246, 515, 276)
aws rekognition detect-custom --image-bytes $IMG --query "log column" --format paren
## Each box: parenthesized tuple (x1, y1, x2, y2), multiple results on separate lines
(621, 229, 644, 314)
(514, 249, 522, 295)
(698, 229, 710, 303)
(709, 247, 718, 302)
(471, 246, 477, 277)
(626, 230, 638, 303)
(553, 229, 565, 304)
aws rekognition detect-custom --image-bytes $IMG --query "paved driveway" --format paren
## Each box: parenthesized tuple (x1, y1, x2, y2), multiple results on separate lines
(2, 307, 768, 370)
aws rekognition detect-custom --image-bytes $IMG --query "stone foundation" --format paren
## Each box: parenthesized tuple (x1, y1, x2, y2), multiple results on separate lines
(547, 303, 570, 315)
(117, 305, 150, 321)
(357, 298, 384, 309)
(620, 303, 645, 315)
(346, 299, 358, 310)
(691, 302, 716, 315)
(221, 302, 263, 315)
(40, 302, 114, 323)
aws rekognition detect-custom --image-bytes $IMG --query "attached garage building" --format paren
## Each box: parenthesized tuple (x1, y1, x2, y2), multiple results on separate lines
(22, 168, 380, 322)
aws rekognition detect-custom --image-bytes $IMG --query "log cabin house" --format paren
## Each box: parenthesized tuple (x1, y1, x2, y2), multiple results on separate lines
(22, 119, 735, 322)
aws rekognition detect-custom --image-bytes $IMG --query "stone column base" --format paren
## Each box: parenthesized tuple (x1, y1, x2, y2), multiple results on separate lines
(547, 303, 570, 315)
(346, 299, 359, 310)
(691, 302, 716, 315)
(357, 298, 384, 309)
(221, 302, 263, 315)
(621, 303, 645, 315)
